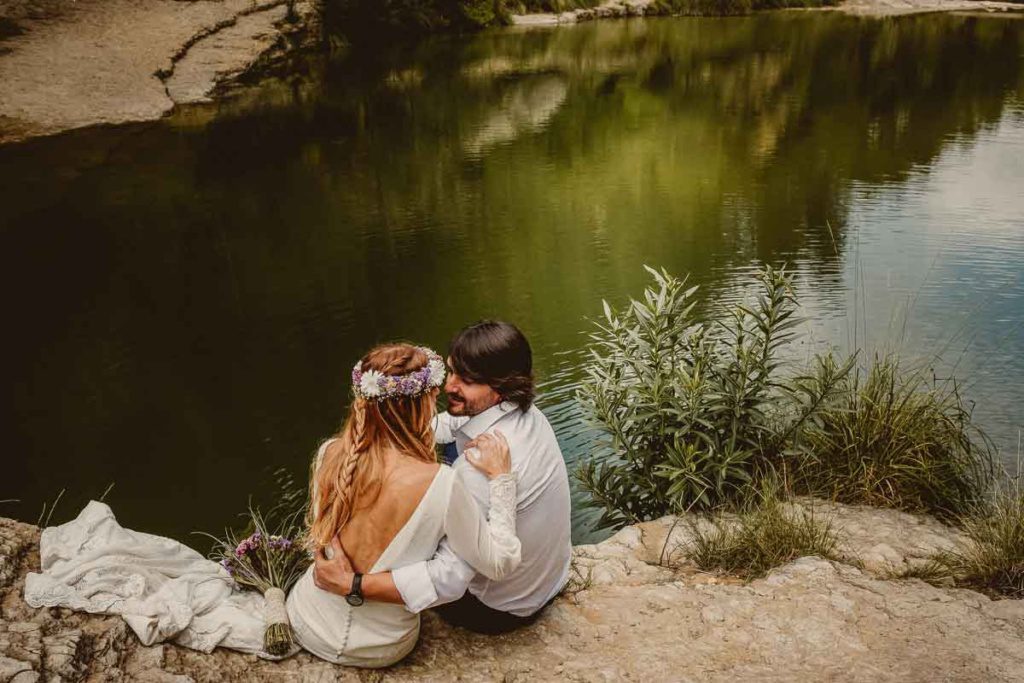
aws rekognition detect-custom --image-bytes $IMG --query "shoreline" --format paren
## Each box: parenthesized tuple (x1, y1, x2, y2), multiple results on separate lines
(1, 0, 1022, 146)
(2, 500, 1023, 679)
(0, 0, 321, 146)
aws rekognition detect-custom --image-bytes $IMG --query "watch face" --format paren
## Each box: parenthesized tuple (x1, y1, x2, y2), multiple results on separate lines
(346, 593, 364, 607)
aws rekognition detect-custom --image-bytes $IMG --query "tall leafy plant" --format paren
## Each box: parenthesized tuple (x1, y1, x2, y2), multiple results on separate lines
(576, 265, 850, 530)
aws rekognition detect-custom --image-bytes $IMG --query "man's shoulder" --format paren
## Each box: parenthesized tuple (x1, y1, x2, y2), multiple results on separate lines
(491, 404, 554, 442)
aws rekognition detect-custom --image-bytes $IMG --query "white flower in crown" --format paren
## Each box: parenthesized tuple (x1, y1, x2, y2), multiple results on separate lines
(427, 358, 446, 387)
(359, 369, 384, 398)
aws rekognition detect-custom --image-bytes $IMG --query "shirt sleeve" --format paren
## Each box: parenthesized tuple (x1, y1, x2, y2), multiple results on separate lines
(442, 470, 521, 582)
(393, 469, 521, 612)
(391, 538, 476, 613)
(432, 412, 468, 445)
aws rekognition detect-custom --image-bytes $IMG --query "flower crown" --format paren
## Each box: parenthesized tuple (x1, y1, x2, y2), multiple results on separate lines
(351, 347, 446, 401)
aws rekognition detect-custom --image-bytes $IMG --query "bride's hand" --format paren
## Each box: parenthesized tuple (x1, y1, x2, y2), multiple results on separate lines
(465, 429, 511, 480)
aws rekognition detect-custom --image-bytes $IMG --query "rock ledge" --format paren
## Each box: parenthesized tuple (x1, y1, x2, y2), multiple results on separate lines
(2, 501, 1024, 681)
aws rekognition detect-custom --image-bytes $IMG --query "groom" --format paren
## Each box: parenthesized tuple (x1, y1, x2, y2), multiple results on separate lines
(314, 320, 572, 634)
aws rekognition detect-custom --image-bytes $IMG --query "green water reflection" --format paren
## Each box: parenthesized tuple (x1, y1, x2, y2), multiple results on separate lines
(1, 13, 1022, 543)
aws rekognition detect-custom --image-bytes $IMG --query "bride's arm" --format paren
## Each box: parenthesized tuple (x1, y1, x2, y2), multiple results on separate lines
(432, 411, 469, 445)
(441, 431, 521, 581)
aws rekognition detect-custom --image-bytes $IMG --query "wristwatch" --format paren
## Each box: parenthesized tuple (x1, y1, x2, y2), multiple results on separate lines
(345, 573, 364, 606)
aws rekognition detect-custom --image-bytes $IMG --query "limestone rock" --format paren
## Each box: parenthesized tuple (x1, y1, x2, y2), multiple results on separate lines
(1, 503, 1023, 681)
(0, 0, 322, 144)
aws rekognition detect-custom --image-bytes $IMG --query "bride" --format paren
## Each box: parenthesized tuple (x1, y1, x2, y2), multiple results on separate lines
(286, 342, 521, 667)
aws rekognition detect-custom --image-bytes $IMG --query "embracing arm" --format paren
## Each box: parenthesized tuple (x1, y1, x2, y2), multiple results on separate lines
(315, 537, 476, 610)
(314, 431, 519, 606)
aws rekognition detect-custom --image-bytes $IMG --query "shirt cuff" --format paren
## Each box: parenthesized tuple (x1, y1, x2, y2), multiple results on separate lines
(391, 563, 438, 614)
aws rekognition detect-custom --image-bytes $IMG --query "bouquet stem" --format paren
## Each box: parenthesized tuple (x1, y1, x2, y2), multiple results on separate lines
(263, 587, 293, 656)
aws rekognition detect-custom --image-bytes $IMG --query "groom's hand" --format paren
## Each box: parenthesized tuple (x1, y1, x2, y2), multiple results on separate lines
(313, 535, 355, 596)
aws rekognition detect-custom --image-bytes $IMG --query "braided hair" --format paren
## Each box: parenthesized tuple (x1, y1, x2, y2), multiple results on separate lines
(308, 343, 438, 551)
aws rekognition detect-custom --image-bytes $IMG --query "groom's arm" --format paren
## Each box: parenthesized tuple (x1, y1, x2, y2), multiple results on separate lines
(390, 539, 476, 612)
(313, 538, 474, 609)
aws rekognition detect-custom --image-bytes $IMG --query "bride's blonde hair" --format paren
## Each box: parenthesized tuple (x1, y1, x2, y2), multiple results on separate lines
(308, 343, 437, 550)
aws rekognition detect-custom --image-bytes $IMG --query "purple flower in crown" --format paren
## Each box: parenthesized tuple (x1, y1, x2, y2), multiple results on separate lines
(398, 377, 419, 395)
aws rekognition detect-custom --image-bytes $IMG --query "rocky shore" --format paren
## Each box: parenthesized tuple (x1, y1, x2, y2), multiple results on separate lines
(2, 0, 1023, 146)
(2, 500, 1023, 681)
(0, 0, 321, 145)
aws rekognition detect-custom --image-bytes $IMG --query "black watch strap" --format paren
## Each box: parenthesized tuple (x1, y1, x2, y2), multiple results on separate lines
(346, 573, 364, 606)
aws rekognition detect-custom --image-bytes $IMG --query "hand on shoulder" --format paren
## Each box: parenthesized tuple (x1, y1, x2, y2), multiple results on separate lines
(464, 429, 511, 480)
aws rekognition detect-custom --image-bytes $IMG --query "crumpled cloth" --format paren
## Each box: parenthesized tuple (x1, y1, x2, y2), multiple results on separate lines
(24, 500, 280, 657)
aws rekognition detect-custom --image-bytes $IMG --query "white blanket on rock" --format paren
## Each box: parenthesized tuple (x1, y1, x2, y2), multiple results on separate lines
(24, 500, 270, 656)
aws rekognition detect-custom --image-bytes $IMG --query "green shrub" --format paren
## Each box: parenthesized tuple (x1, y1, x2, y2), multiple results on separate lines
(784, 356, 994, 519)
(687, 481, 841, 579)
(669, 0, 753, 16)
(510, 0, 601, 11)
(325, 0, 509, 35)
(576, 265, 850, 530)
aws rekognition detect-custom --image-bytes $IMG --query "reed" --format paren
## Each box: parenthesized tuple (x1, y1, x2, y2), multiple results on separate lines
(784, 356, 995, 519)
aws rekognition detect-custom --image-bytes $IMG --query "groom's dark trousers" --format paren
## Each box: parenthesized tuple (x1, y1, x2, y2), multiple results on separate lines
(435, 593, 551, 635)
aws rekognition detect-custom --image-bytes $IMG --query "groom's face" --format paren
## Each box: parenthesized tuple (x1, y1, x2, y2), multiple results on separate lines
(444, 357, 501, 416)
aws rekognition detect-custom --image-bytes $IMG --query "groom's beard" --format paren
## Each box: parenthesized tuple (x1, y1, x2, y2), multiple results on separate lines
(446, 392, 492, 417)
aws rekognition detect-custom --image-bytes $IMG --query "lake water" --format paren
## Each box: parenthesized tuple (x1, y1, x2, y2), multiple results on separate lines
(1, 12, 1022, 545)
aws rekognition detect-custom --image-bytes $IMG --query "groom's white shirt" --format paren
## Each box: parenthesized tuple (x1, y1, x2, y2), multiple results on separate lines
(391, 401, 572, 617)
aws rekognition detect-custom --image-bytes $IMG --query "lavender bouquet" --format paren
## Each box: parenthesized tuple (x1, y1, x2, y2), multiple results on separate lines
(205, 506, 310, 656)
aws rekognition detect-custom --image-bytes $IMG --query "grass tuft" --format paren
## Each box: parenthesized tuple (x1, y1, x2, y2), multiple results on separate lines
(935, 486, 1024, 598)
(687, 482, 841, 579)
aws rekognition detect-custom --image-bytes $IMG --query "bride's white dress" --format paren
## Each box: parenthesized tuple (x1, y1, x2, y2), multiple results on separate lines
(23, 500, 269, 655)
(22, 444, 520, 668)
(288, 441, 521, 667)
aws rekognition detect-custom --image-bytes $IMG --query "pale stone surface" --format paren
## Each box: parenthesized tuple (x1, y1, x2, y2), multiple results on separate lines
(508, 0, 1023, 26)
(2, 503, 1023, 681)
(512, 0, 660, 26)
(836, 0, 1022, 14)
(0, 0, 319, 144)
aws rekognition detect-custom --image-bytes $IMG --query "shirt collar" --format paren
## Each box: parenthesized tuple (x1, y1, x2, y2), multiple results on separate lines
(458, 401, 518, 440)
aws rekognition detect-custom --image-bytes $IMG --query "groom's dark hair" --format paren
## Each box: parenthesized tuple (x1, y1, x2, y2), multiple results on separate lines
(449, 320, 535, 411)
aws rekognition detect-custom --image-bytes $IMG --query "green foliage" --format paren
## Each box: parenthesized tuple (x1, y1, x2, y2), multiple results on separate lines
(325, 0, 510, 34)
(576, 264, 850, 530)
(509, 0, 601, 11)
(783, 357, 995, 519)
(669, 0, 752, 16)
(663, 0, 837, 15)
(933, 486, 1024, 598)
(687, 480, 841, 579)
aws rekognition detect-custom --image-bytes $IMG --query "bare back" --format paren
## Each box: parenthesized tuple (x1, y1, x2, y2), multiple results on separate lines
(320, 440, 440, 573)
